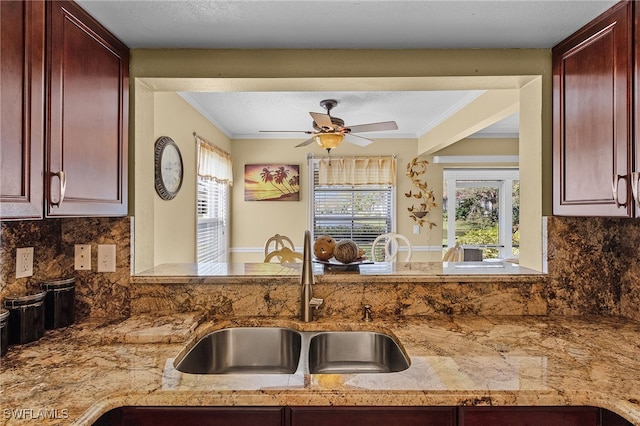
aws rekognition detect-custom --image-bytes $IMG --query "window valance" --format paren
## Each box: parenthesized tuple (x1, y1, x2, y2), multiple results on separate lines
(318, 156, 396, 186)
(195, 133, 233, 185)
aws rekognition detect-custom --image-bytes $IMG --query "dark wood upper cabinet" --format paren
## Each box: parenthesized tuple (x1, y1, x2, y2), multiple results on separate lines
(553, 1, 633, 217)
(46, 0, 129, 217)
(0, 0, 45, 220)
(0, 0, 128, 220)
(634, 2, 640, 218)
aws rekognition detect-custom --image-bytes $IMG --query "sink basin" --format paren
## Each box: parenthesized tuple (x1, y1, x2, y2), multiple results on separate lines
(308, 331, 410, 374)
(174, 327, 302, 374)
(174, 327, 410, 375)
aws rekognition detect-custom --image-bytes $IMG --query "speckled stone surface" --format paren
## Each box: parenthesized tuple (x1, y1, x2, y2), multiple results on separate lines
(2, 314, 640, 425)
(130, 278, 548, 318)
(130, 262, 547, 317)
(4, 215, 640, 323)
(4, 215, 640, 424)
(0, 217, 131, 321)
(546, 216, 640, 320)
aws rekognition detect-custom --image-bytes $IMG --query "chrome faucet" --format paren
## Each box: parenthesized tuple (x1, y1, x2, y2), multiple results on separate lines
(301, 230, 323, 322)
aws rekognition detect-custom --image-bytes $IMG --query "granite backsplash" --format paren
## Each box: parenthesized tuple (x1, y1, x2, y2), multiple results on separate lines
(1, 215, 640, 321)
(0, 217, 131, 321)
(546, 216, 640, 320)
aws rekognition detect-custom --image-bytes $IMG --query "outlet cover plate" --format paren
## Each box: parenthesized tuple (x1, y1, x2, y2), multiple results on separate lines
(75, 244, 92, 270)
(16, 247, 34, 278)
(97, 244, 116, 272)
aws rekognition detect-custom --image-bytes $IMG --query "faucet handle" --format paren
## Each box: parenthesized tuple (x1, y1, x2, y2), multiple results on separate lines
(362, 304, 373, 322)
(310, 297, 323, 308)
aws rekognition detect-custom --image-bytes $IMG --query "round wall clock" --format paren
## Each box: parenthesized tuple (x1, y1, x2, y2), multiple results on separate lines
(154, 136, 183, 200)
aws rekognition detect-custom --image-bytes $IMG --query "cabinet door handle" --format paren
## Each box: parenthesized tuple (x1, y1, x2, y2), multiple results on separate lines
(611, 174, 627, 208)
(631, 172, 640, 207)
(50, 171, 67, 207)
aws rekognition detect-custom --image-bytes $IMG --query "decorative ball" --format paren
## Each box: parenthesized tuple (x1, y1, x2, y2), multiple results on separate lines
(313, 236, 336, 261)
(333, 239, 360, 264)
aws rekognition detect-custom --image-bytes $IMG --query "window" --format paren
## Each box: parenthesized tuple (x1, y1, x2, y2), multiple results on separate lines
(195, 135, 233, 263)
(309, 157, 395, 259)
(443, 169, 519, 259)
(197, 179, 229, 263)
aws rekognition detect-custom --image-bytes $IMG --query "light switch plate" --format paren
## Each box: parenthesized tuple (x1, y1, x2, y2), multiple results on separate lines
(16, 247, 34, 278)
(97, 244, 116, 272)
(413, 225, 420, 235)
(74, 244, 92, 270)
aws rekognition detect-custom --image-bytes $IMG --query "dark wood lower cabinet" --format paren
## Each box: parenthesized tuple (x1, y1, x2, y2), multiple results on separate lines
(97, 407, 286, 426)
(290, 406, 456, 426)
(94, 406, 632, 426)
(460, 406, 599, 426)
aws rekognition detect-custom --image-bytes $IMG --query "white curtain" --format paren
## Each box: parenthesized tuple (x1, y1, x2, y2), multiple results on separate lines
(194, 133, 232, 263)
(318, 156, 396, 185)
(196, 135, 233, 184)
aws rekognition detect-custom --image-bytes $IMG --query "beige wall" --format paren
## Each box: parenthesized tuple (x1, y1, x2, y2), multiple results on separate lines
(134, 92, 231, 271)
(231, 138, 444, 263)
(435, 137, 519, 158)
(130, 49, 550, 271)
(146, 99, 519, 265)
(153, 93, 231, 264)
(143, 94, 447, 264)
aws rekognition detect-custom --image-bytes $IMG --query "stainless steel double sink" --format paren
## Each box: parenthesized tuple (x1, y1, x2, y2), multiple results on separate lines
(174, 327, 410, 375)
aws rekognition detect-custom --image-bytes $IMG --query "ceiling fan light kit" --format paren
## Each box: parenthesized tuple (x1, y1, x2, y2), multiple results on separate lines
(261, 99, 398, 152)
(314, 133, 344, 150)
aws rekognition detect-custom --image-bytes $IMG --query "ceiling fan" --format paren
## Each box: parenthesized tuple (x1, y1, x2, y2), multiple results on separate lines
(260, 99, 398, 152)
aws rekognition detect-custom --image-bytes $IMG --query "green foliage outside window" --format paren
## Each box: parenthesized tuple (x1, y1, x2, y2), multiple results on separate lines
(443, 181, 520, 259)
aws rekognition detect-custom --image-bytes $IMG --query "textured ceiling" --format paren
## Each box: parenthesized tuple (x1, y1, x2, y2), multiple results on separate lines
(76, 0, 617, 140)
(77, 1, 617, 49)
(178, 90, 489, 139)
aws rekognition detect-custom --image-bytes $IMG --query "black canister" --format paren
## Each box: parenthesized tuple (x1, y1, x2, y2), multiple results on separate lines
(41, 278, 75, 329)
(0, 309, 9, 356)
(3, 291, 46, 344)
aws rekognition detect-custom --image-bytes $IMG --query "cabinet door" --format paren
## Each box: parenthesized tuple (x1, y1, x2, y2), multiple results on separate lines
(602, 408, 634, 426)
(290, 407, 456, 426)
(0, 0, 44, 220)
(553, 1, 632, 216)
(633, 3, 640, 217)
(118, 407, 285, 426)
(460, 406, 599, 426)
(46, 1, 128, 217)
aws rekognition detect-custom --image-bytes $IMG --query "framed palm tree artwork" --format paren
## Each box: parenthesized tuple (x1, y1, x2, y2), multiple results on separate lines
(244, 164, 300, 201)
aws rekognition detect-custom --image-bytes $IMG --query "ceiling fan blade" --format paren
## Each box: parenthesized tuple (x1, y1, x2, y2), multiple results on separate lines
(310, 112, 333, 130)
(260, 130, 313, 134)
(347, 121, 398, 133)
(344, 133, 373, 147)
(295, 137, 316, 147)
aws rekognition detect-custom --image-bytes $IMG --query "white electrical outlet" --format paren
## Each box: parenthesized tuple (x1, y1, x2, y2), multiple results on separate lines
(97, 244, 116, 272)
(74, 244, 92, 270)
(413, 225, 420, 235)
(15, 247, 34, 278)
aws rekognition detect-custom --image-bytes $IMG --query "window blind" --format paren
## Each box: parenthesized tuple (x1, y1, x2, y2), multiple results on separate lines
(311, 157, 395, 259)
(195, 134, 232, 263)
(197, 179, 229, 263)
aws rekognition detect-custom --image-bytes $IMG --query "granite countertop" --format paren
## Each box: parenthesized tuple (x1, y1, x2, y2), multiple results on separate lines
(2, 313, 640, 425)
(132, 261, 544, 284)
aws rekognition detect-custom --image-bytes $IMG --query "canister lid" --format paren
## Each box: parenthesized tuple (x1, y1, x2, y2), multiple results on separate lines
(0, 309, 9, 321)
(3, 290, 47, 308)
(41, 277, 75, 290)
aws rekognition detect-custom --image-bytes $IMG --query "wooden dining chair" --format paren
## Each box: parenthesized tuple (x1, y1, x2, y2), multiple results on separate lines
(371, 233, 412, 262)
(264, 234, 303, 263)
(443, 242, 464, 262)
